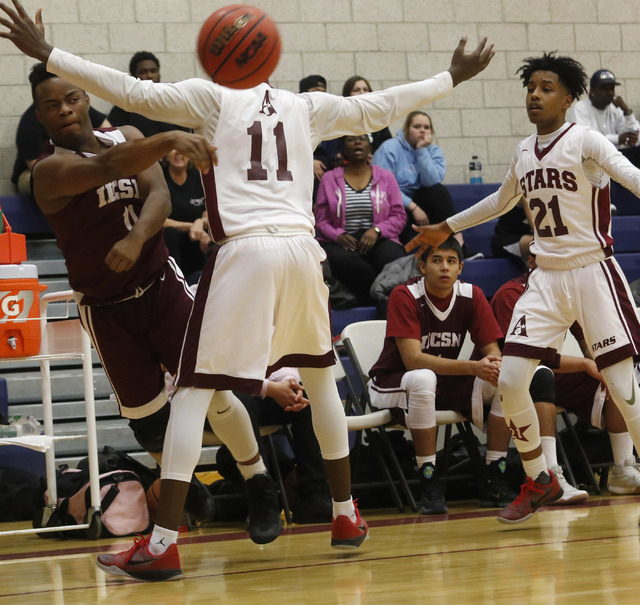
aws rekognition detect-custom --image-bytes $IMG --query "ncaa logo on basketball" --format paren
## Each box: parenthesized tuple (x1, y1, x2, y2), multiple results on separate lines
(209, 13, 254, 56)
(0, 293, 24, 319)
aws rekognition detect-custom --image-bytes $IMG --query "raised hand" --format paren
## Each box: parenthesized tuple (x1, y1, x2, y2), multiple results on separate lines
(448, 36, 495, 87)
(0, 1, 53, 62)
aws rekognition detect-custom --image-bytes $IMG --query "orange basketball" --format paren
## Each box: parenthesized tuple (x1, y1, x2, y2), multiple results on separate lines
(146, 478, 161, 523)
(197, 4, 281, 89)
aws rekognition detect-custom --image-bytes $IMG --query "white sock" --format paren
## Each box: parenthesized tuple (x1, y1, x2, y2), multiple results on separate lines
(609, 431, 634, 466)
(333, 496, 356, 522)
(540, 436, 558, 468)
(148, 525, 179, 555)
(416, 454, 436, 467)
(238, 458, 267, 481)
(522, 454, 548, 481)
(486, 450, 507, 464)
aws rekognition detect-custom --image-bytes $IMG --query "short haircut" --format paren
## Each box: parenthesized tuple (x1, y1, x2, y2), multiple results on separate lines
(341, 75, 372, 97)
(29, 62, 58, 102)
(299, 74, 326, 93)
(419, 235, 463, 263)
(516, 52, 588, 101)
(403, 111, 434, 137)
(129, 51, 160, 76)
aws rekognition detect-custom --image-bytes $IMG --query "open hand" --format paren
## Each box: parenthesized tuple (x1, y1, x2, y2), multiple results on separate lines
(0, 1, 53, 62)
(404, 221, 453, 257)
(170, 132, 218, 173)
(448, 36, 495, 87)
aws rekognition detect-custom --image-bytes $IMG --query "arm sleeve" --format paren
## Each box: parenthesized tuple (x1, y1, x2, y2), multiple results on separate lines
(572, 101, 619, 146)
(582, 129, 640, 196)
(307, 72, 453, 146)
(415, 145, 446, 187)
(447, 159, 522, 233)
(48, 48, 222, 131)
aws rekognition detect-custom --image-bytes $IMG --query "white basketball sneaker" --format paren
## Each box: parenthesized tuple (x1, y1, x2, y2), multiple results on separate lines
(548, 465, 589, 505)
(609, 456, 640, 495)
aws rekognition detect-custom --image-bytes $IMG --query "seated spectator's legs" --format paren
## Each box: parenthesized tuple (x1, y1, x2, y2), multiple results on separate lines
(365, 238, 405, 273)
(322, 242, 378, 305)
(400, 184, 455, 244)
(16, 169, 31, 195)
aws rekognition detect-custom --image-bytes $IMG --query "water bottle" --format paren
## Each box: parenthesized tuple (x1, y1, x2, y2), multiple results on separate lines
(0, 415, 41, 437)
(469, 155, 483, 184)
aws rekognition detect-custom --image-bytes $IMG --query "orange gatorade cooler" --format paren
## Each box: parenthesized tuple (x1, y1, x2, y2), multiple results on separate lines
(0, 264, 47, 358)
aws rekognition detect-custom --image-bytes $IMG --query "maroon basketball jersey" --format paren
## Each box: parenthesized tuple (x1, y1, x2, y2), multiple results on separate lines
(370, 277, 502, 381)
(37, 129, 169, 303)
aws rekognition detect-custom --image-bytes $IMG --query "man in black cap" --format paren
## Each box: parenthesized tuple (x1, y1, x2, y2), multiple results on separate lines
(569, 68, 640, 160)
(299, 74, 327, 93)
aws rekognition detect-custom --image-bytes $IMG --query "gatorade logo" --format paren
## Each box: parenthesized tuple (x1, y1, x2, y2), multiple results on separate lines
(0, 291, 31, 320)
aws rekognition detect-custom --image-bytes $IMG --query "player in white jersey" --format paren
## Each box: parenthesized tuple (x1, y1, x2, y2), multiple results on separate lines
(0, 1, 495, 579)
(405, 51, 640, 524)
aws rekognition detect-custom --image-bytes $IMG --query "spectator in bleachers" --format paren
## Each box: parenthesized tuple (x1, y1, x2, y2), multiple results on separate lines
(162, 149, 211, 284)
(568, 68, 640, 167)
(490, 250, 640, 500)
(11, 90, 110, 195)
(367, 236, 516, 514)
(108, 51, 189, 138)
(342, 76, 392, 155)
(315, 134, 406, 305)
(490, 199, 533, 269)
(372, 111, 482, 259)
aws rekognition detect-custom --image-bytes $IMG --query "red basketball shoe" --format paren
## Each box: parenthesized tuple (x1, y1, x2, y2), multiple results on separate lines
(331, 503, 369, 549)
(96, 535, 182, 581)
(497, 470, 563, 524)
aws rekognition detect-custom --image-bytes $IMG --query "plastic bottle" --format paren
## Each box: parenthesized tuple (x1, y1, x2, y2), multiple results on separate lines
(469, 155, 483, 184)
(0, 415, 41, 437)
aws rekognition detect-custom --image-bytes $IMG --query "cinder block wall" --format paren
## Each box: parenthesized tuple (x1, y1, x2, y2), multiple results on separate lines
(1, 0, 639, 194)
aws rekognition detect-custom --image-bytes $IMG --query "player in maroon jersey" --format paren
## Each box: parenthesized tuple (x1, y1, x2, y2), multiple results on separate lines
(368, 235, 516, 513)
(28, 62, 283, 551)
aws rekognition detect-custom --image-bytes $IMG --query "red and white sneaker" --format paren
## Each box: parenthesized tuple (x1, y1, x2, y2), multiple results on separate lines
(96, 535, 182, 581)
(497, 470, 563, 524)
(331, 503, 369, 549)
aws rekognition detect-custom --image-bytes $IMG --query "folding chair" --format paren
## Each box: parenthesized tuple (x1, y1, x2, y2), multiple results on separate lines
(341, 320, 485, 510)
(202, 424, 293, 523)
(333, 346, 409, 511)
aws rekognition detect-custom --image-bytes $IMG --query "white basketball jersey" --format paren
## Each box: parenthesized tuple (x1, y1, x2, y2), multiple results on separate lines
(515, 123, 613, 268)
(203, 84, 315, 240)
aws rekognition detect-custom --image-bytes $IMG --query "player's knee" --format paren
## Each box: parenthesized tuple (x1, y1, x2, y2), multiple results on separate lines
(404, 368, 437, 394)
(129, 403, 170, 453)
(529, 367, 555, 404)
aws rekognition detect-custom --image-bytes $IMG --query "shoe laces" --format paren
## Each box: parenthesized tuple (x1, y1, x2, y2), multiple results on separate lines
(511, 477, 545, 506)
(124, 534, 150, 562)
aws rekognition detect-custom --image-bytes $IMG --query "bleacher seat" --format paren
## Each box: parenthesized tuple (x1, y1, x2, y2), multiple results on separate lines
(1, 194, 52, 234)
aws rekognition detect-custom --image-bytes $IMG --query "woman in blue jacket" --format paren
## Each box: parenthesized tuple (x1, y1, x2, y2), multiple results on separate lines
(373, 111, 480, 259)
(315, 135, 406, 305)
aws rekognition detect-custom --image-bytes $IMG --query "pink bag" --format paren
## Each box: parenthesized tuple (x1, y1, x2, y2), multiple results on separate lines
(42, 469, 150, 538)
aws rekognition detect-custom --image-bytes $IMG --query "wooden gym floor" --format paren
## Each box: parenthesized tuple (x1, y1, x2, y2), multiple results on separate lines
(1, 495, 639, 604)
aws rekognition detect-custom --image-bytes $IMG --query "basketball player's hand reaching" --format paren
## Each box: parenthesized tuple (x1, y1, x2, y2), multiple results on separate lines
(404, 220, 453, 257)
(169, 132, 218, 174)
(448, 36, 495, 87)
(0, 1, 53, 62)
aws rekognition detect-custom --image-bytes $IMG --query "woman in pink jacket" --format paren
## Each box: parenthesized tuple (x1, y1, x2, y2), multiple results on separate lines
(315, 135, 406, 305)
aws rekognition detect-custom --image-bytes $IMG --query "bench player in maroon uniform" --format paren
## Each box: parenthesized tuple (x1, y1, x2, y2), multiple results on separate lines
(28, 62, 283, 558)
(368, 235, 517, 514)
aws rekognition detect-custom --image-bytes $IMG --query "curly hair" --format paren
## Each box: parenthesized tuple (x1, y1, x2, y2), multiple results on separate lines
(516, 52, 588, 100)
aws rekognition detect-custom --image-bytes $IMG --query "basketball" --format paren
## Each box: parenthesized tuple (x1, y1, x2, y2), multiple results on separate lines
(146, 478, 161, 523)
(197, 4, 281, 89)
